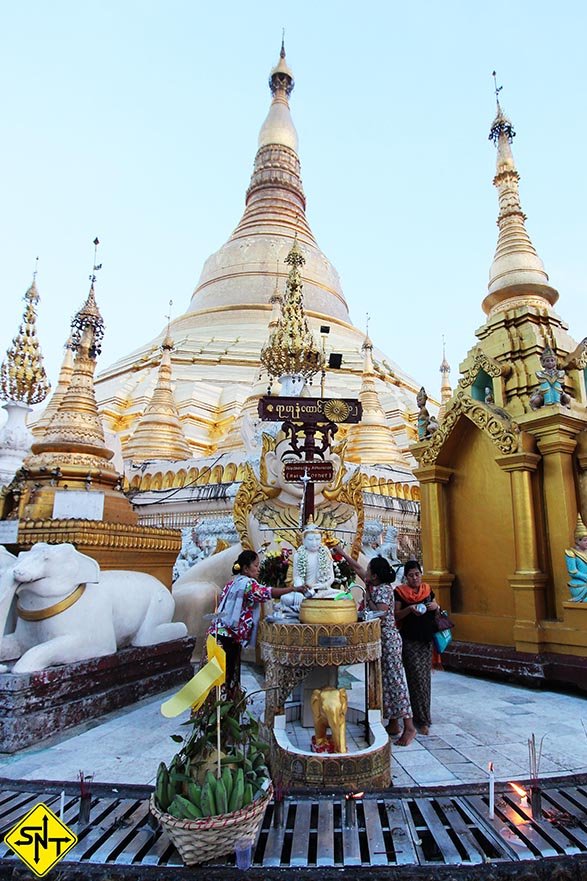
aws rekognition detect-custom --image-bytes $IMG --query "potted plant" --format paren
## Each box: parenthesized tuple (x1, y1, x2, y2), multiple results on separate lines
(150, 693, 273, 866)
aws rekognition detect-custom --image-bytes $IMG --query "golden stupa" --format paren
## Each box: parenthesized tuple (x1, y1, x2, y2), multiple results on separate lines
(413, 91, 587, 687)
(94, 45, 424, 467)
(3, 268, 181, 584)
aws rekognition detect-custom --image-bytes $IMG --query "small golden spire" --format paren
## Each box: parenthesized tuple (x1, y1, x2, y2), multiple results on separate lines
(123, 301, 190, 463)
(0, 262, 50, 405)
(260, 237, 323, 386)
(346, 327, 406, 466)
(31, 334, 75, 437)
(438, 337, 452, 417)
(483, 74, 558, 314)
(31, 239, 112, 461)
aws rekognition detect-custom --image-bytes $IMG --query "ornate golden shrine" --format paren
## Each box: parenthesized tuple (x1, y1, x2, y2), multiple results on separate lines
(413, 96, 587, 682)
(258, 619, 391, 790)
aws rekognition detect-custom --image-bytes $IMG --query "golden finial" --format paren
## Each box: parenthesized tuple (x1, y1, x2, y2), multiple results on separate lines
(71, 238, 105, 357)
(0, 262, 51, 405)
(260, 237, 323, 385)
(162, 299, 174, 350)
(489, 71, 515, 144)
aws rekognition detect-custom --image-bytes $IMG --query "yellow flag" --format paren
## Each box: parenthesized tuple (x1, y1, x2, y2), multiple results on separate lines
(161, 635, 226, 718)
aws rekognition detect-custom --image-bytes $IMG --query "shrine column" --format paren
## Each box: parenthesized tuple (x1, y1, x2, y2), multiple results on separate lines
(495, 449, 546, 651)
(576, 430, 587, 529)
(532, 413, 585, 620)
(412, 464, 454, 610)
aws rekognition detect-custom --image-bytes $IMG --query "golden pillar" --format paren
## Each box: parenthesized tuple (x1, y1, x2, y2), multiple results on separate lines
(413, 464, 454, 609)
(576, 430, 587, 527)
(531, 412, 583, 620)
(495, 448, 546, 651)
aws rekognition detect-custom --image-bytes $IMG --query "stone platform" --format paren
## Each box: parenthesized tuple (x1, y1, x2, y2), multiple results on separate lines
(0, 637, 195, 753)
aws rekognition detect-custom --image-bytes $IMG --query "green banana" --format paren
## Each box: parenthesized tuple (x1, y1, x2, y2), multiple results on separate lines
(229, 768, 244, 813)
(221, 767, 233, 803)
(242, 783, 253, 808)
(167, 797, 183, 818)
(175, 795, 203, 820)
(215, 777, 228, 815)
(156, 762, 171, 811)
(187, 782, 201, 808)
(201, 781, 217, 817)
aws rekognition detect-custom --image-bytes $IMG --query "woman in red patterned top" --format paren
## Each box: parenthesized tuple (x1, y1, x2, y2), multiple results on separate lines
(209, 550, 296, 697)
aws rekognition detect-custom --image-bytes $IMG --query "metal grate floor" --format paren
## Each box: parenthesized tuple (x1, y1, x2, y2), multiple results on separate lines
(1, 781, 587, 875)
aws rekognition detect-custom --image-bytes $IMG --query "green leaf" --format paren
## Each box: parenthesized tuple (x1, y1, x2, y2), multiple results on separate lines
(170, 734, 183, 743)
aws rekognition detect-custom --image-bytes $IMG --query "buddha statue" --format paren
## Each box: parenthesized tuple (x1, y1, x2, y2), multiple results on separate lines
(293, 522, 337, 598)
(564, 515, 587, 603)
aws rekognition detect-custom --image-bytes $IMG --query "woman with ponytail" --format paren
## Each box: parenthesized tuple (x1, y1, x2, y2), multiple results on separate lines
(208, 550, 296, 697)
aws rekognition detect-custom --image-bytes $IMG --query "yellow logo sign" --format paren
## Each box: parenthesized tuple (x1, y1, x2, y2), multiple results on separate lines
(4, 802, 78, 877)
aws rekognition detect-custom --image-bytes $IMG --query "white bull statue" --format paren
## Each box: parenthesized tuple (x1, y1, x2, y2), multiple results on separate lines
(0, 542, 188, 673)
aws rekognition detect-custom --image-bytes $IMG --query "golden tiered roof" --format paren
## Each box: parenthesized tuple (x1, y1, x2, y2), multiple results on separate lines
(123, 333, 191, 463)
(0, 279, 50, 406)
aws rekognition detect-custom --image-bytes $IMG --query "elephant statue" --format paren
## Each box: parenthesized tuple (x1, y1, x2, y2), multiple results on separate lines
(311, 686, 348, 753)
(0, 542, 188, 673)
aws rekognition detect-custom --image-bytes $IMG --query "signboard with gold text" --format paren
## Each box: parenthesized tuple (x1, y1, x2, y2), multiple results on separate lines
(258, 396, 362, 424)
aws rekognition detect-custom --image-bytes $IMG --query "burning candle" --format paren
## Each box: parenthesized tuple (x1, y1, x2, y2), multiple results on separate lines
(488, 763, 495, 819)
(509, 782, 529, 807)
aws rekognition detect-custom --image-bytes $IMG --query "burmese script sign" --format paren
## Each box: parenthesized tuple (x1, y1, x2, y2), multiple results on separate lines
(258, 396, 362, 424)
(284, 462, 334, 483)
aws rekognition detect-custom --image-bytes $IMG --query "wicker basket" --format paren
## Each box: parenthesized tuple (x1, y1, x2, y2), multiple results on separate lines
(149, 784, 273, 866)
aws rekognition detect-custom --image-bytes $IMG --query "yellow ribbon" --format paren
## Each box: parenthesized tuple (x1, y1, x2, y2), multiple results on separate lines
(160, 635, 226, 718)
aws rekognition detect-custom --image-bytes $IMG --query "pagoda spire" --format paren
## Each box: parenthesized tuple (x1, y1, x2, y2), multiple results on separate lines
(31, 335, 75, 437)
(31, 279, 114, 462)
(124, 316, 191, 463)
(0, 271, 50, 406)
(483, 75, 558, 315)
(438, 338, 452, 419)
(346, 332, 407, 466)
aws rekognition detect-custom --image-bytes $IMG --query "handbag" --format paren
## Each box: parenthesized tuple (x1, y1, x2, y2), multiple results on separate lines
(434, 609, 455, 632)
(433, 628, 453, 653)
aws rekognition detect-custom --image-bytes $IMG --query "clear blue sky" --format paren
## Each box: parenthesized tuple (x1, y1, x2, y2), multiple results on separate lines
(1, 0, 585, 406)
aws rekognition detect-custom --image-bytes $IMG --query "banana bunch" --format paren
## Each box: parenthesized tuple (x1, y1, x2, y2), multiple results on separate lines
(155, 753, 270, 819)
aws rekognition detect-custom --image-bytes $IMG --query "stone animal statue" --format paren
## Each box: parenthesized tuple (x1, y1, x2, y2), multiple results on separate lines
(0, 542, 188, 673)
(311, 686, 348, 753)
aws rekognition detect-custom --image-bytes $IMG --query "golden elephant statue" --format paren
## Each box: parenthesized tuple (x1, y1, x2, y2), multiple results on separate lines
(311, 686, 348, 753)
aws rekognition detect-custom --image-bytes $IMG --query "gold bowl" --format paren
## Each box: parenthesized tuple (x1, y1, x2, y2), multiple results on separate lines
(299, 598, 358, 625)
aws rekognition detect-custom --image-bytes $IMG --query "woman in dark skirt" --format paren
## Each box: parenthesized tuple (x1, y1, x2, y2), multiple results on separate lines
(394, 560, 439, 734)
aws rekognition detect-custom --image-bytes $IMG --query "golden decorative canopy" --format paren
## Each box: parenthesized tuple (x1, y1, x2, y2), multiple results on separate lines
(0, 279, 50, 406)
(260, 237, 324, 383)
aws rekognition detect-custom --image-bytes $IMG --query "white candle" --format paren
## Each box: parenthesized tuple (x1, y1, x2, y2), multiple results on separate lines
(60, 790, 65, 820)
(488, 763, 495, 819)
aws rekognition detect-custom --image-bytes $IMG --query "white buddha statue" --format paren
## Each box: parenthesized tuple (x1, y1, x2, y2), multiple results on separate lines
(293, 523, 338, 599)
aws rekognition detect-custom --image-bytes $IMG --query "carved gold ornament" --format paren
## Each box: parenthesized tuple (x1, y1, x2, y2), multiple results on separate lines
(416, 391, 520, 465)
(323, 400, 350, 423)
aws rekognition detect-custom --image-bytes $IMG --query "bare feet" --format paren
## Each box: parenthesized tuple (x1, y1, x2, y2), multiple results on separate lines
(418, 724, 430, 735)
(386, 719, 401, 735)
(394, 718, 417, 747)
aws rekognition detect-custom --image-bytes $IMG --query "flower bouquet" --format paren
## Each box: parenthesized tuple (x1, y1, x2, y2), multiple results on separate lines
(331, 550, 355, 592)
(258, 546, 292, 588)
(150, 695, 272, 865)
